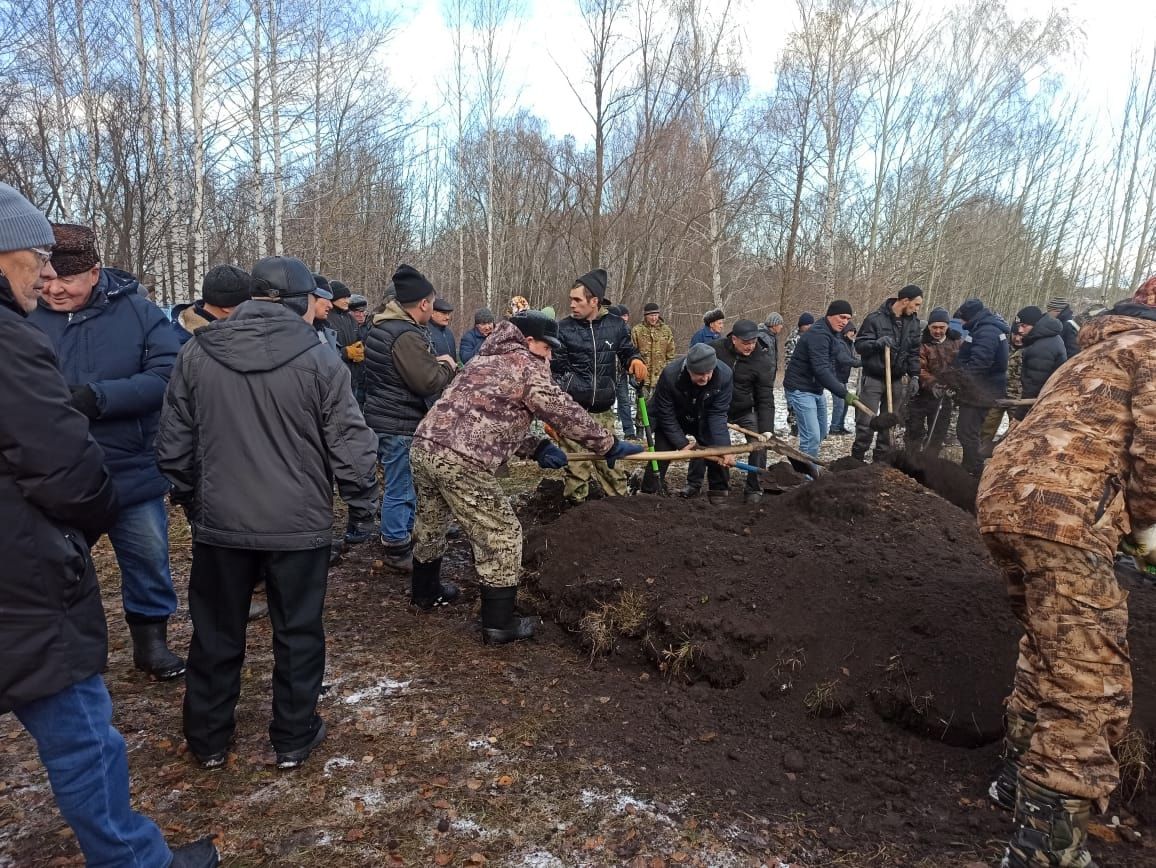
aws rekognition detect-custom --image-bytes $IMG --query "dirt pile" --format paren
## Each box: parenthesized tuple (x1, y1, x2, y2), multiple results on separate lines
(523, 463, 1156, 858)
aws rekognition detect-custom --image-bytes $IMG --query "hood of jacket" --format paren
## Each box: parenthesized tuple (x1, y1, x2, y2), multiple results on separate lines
(1078, 305, 1156, 350)
(477, 319, 534, 359)
(177, 302, 214, 335)
(373, 299, 420, 327)
(1023, 313, 1063, 344)
(968, 306, 1010, 336)
(194, 300, 320, 373)
(0, 275, 23, 317)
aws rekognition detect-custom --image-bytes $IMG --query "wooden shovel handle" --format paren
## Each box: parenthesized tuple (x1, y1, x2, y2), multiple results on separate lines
(883, 345, 894, 413)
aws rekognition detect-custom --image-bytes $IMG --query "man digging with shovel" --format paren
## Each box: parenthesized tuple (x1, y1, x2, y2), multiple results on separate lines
(410, 311, 643, 644)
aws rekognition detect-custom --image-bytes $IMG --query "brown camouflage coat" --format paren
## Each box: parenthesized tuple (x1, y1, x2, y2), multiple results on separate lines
(414, 320, 615, 472)
(631, 320, 676, 388)
(977, 310, 1156, 558)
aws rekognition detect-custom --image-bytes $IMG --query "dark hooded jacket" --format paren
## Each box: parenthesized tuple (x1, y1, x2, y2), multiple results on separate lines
(1, 276, 120, 713)
(429, 322, 458, 362)
(651, 357, 733, 449)
(1018, 314, 1067, 412)
(460, 327, 488, 365)
(29, 268, 179, 507)
(833, 323, 860, 384)
(956, 306, 1011, 400)
(710, 335, 776, 432)
(552, 310, 641, 413)
(171, 300, 219, 345)
(1057, 306, 1081, 358)
(854, 298, 921, 380)
(155, 300, 379, 550)
(783, 317, 851, 398)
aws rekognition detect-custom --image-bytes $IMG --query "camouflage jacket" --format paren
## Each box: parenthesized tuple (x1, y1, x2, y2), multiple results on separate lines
(1005, 348, 1023, 400)
(414, 320, 615, 472)
(976, 307, 1156, 558)
(783, 328, 802, 368)
(631, 320, 676, 388)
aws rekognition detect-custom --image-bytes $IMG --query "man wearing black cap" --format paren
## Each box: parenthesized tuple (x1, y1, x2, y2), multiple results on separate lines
(157, 254, 379, 772)
(552, 268, 647, 503)
(172, 265, 252, 345)
(710, 319, 777, 503)
(907, 307, 961, 453)
(460, 308, 496, 365)
(309, 274, 337, 353)
(412, 311, 640, 642)
(642, 343, 735, 505)
(343, 294, 370, 402)
(364, 264, 457, 567)
(607, 304, 637, 439)
(429, 297, 458, 363)
(852, 284, 924, 462)
(327, 279, 364, 372)
(784, 301, 858, 460)
(690, 308, 725, 347)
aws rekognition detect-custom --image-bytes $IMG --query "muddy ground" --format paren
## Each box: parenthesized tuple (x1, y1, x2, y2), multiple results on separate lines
(2, 442, 1155, 867)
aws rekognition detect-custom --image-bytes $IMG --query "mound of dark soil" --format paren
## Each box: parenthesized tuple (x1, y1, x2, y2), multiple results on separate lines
(524, 464, 1156, 860)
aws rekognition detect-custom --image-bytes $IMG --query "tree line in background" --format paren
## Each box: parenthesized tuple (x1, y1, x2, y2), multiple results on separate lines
(1, 0, 1154, 342)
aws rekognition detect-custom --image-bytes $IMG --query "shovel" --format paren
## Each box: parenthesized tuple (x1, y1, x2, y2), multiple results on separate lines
(566, 442, 758, 463)
(726, 423, 826, 477)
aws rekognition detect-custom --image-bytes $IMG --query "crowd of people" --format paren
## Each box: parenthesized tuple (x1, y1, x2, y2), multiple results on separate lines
(3, 173, 1155, 867)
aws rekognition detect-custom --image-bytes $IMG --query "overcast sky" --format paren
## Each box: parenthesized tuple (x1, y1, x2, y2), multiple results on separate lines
(378, 0, 1154, 142)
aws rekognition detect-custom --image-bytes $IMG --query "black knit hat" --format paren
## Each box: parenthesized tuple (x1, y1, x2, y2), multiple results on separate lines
(511, 311, 562, 349)
(392, 264, 435, 304)
(703, 308, 724, 325)
(575, 268, 608, 299)
(1016, 305, 1044, 327)
(608, 304, 628, 317)
(798, 312, 815, 328)
(202, 264, 252, 308)
(826, 300, 853, 317)
(955, 298, 984, 322)
(433, 297, 455, 313)
(927, 307, 950, 325)
(898, 284, 924, 300)
(643, 302, 660, 314)
(329, 279, 351, 301)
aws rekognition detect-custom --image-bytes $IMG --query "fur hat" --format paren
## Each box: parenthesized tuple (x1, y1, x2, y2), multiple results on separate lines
(50, 223, 101, 276)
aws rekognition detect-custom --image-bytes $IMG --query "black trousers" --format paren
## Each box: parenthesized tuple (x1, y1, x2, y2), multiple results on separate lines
(643, 429, 729, 493)
(957, 403, 989, 476)
(907, 392, 954, 453)
(183, 543, 328, 757)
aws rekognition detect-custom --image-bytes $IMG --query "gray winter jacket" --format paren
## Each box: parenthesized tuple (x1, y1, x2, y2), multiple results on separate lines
(156, 300, 379, 550)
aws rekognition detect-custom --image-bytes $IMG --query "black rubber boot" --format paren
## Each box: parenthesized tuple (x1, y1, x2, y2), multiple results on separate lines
(411, 558, 460, 610)
(679, 485, 700, 499)
(128, 620, 186, 681)
(170, 835, 220, 867)
(1000, 775, 1098, 868)
(480, 586, 537, 645)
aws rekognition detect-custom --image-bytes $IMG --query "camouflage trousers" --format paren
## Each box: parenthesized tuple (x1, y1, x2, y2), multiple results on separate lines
(411, 447, 521, 588)
(556, 409, 628, 502)
(983, 532, 1132, 807)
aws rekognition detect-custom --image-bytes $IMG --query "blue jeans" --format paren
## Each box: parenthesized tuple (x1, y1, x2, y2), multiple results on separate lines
(830, 392, 850, 430)
(106, 497, 178, 622)
(615, 375, 636, 437)
(378, 433, 416, 544)
(786, 390, 828, 459)
(13, 675, 171, 868)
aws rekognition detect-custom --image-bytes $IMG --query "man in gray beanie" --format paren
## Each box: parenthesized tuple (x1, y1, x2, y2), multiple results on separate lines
(0, 183, 217, 866)
(460, 307, 496, 365)
(641, 343, 735, 504)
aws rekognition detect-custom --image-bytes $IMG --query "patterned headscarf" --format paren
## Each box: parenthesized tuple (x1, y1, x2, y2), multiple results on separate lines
(1133, 274, 1156, 307)
(508, 296, 530, 316)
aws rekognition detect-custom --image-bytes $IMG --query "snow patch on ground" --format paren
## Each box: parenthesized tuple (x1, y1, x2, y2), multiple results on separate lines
(323, 756, 356, 775)
(343, 678, 412, 704)
(515, 851, 566, 867)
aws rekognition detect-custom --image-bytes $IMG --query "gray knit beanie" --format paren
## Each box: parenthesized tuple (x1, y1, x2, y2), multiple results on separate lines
(0, 184, 54, 253)
(764, 312, 784, 327)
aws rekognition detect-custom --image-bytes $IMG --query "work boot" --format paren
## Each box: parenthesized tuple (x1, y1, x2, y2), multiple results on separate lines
(380, 535, 414, 571)
(1000, 775, 1098, 868)
(276, 719, 327, 770)
(707, 490, 729, 507)
(480, 586, 538, 645)
(679, 484, 701, 499)
(170, 835, 220, 867)
(128, 621, 186, 681)
(742, 489, 763, 505)
(990, 710, 1036, 811)
(411, 558, 460, 610)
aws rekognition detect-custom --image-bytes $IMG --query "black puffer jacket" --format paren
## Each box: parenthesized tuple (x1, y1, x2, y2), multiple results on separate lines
(711, 336, 775, 431)
(855, 299, 921, 379)
(1, 276, 119, 713)
(156, 300, 379, 550)
(552, 310, 640, 412)
(1018, 314, 1067, 414)
(651, 357, 734, 449)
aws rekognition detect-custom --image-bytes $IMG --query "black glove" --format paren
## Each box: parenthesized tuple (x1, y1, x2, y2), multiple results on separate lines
(604, 437, 644, 469)
(879, 336, 897, 350)
(534, 440, 569, 469)
(69, 385, 100, 420)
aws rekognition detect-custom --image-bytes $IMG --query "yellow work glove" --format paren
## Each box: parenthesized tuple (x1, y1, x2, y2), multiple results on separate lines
(629, 359, 648, 382)
(344, 341, 365, 363)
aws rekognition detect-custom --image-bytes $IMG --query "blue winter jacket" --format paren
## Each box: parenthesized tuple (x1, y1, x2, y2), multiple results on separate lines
(782, 317, 850, 398)
(956, 306, 1011, 400)
(429, 322, 458, 363)
(460, 327, 487, 365)
(689, 324, 718, 347)
(29, 268, 179, 507)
